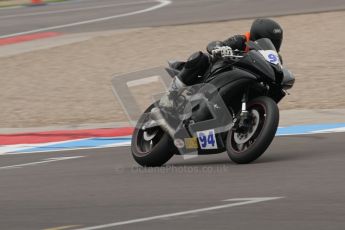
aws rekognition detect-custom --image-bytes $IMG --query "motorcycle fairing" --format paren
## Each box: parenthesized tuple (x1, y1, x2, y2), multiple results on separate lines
(234, 50, 276, 82)
(281, 68, 295, 89)
(206, 68, 257, 88)
(182, 70, 257, 153)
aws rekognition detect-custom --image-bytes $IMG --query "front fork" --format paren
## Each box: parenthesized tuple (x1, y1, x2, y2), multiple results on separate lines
(233, 91, 251, 131)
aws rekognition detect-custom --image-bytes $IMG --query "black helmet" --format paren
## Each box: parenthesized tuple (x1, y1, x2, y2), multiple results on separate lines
(250, 18, 283, 51)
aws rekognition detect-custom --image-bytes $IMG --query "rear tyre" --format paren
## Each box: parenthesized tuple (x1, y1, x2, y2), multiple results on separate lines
(131, 104, 176, 167)
(226, 96, 279, 164)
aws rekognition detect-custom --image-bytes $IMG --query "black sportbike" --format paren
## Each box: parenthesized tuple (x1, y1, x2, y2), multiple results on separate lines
(131, 38, 295, 166)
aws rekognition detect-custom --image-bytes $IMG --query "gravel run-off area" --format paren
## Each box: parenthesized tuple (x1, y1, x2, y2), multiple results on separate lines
(0, 11, 344, 128)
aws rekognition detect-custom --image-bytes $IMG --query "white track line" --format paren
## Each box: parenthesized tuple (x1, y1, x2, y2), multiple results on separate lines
(0, 1, 157, 19)
(0, 137, 94, 155)
(0, 136, 132, 155)
(0, 0, 172, 39)
(311, 127, 345, 134)
(75, 197, 283, 230)
(1, 141, 132, 155)
(0, 156, 84, 170)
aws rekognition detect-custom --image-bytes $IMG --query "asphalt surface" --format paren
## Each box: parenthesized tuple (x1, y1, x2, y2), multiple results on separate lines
(1, 0, 345, 37)
(0, 132, 344, 230)
(1, 1, 345, 229)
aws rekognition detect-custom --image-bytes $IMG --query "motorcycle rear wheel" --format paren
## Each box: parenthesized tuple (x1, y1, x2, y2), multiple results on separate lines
(131, 104, 176, 167)
(226, 96, 279, 164)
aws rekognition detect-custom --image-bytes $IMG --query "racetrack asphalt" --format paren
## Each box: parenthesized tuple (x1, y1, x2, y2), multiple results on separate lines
(1, 0, 345, 37)
(1, 0, 345, 229)
(1, 132, 345, 230)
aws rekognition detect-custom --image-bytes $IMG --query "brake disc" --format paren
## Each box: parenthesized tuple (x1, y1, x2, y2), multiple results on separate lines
(234, 109, 260, 144)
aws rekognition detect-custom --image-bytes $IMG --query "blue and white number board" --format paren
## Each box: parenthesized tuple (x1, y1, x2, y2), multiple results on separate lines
(196, 129, 218, 149)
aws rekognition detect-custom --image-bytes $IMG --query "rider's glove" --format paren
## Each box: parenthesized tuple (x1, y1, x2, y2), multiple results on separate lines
(212, 46, 233, 58)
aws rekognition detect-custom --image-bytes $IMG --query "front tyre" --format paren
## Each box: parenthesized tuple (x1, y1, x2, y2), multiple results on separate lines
(226, 96, 279, 164)
(131, 104, 176, 167)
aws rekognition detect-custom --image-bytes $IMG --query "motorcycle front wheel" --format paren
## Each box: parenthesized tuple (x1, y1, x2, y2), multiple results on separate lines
(131, 104, 176, 167)
(226, 96, 279, 164)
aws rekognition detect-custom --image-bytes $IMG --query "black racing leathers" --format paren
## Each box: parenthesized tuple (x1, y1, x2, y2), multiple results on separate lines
(177, 35, 247, 86)
(177, 34, 281, 86)
(222, 35, 247, 51)
(222, 35, 283, 62)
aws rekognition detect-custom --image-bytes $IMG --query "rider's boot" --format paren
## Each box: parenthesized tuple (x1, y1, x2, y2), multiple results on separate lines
(159, 51, 210, 110)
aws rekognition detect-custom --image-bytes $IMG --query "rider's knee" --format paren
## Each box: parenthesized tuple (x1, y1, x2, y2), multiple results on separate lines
(177, 51, 210, 85)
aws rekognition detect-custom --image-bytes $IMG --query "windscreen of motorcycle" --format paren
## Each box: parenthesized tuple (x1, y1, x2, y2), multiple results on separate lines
(250, 38, 281, 65)
(258, 50, 281, 65)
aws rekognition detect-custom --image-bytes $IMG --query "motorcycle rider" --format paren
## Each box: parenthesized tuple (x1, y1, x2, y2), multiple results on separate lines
(159, 18, 283, 108)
